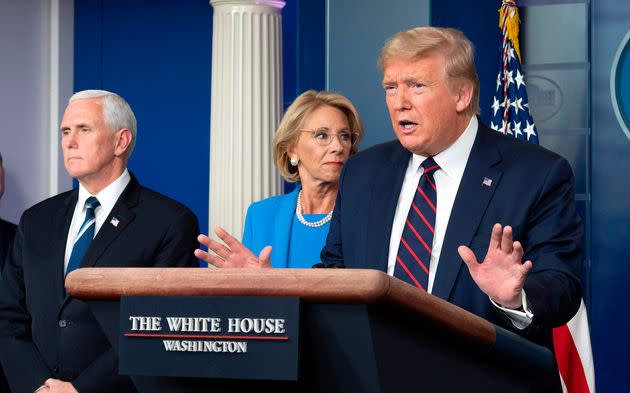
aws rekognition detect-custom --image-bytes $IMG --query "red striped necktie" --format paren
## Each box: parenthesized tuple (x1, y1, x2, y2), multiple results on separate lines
(394, 157, 439, 291)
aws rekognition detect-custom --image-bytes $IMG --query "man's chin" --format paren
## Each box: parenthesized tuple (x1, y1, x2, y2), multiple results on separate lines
(64, 168, 85, 180)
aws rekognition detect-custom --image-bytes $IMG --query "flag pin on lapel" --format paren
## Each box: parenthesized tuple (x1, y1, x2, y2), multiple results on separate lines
(482, 177, 493, 187)
(110, 217, 120, 227)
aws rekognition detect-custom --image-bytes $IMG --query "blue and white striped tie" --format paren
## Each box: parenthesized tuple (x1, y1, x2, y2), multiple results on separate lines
(66, 196, 100, 276)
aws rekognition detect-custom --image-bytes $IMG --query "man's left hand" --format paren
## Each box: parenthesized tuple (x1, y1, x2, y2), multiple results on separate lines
(44, 379, 78, 393)
(457, 223, 532, 309)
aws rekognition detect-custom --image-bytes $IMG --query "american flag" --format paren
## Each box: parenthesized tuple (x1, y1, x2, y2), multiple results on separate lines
(491, 2, 595, 393)
(490, 0, 538, 144)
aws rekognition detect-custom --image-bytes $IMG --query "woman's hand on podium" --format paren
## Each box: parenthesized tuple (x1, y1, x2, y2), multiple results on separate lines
(195, 226, 272, 269)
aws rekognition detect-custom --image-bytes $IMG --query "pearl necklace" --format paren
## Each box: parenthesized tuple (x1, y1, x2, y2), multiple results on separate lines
(295, 189, 333, 228)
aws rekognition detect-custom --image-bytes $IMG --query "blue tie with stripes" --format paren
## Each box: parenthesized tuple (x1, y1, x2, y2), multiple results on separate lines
(66, 196, 100, 276)
(394, 157, 439, 291)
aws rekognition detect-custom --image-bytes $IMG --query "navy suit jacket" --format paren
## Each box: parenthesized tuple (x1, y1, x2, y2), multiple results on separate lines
(321, 122, 583, 348)
(0, 218, 16, 393)
(0, 175, 199, 393)
(0, 218, 16, 275)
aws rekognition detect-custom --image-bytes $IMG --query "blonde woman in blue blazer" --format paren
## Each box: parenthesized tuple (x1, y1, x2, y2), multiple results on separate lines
(197, 90, 364, 268)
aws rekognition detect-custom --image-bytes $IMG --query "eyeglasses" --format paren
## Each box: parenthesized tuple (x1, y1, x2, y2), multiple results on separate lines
(300, 129, 356, 147)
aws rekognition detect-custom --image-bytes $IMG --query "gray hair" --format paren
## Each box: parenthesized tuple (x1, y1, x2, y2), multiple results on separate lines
(69, 90, 137, 155)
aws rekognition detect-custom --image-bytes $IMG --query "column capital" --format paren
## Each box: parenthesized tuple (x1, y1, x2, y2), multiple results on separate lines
(210, 0, 285, 10)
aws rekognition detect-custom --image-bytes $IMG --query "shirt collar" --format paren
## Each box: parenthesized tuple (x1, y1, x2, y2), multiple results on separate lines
(410, 116, 478, 178)
(77, 169, 131, 212)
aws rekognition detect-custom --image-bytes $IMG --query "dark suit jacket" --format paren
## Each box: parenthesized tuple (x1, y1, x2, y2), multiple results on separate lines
(0, 218, 16, 275)
(321, 122, 583, 348)
(0, 175, 199, 393)
(0, 218, 16, 393)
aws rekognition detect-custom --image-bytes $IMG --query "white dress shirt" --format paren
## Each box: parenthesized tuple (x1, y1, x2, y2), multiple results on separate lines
(63, 169, 131, 273)
(386, 117, 533, 328)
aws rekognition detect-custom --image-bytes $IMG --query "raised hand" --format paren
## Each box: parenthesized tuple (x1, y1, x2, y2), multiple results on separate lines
(194, 226, 272, 268)
(457, 223, 532, 309)
(43, 379, 78, 393)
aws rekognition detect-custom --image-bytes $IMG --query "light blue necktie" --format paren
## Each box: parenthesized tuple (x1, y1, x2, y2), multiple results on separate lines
(66, 196, 100, 276)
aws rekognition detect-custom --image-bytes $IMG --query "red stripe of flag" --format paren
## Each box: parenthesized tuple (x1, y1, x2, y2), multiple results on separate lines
(400, 237, 429, 275)
(395, 256, 425, 291)
(553, 325, 591, 393)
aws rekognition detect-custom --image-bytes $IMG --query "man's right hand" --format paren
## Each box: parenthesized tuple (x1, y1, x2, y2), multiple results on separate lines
(194, 226, 272, 268)
(40, 379, 78, 393)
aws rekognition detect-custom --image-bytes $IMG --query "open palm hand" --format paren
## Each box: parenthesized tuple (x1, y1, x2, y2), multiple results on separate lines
(457, 223, 532, 309)
(195, 227, 272, 269)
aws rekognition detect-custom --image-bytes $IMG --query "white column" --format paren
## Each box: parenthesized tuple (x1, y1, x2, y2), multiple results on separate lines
(209, 0, 285, 239)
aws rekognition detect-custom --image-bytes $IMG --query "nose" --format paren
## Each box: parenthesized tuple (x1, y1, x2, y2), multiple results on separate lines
(328, 133, 344, 153)
(62, 130, 77, 149)
(393, 86, 410, 111)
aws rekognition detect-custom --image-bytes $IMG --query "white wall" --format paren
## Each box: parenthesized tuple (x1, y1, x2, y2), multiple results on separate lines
(326, 0, 430, 149)
(0, 0, 73, 224)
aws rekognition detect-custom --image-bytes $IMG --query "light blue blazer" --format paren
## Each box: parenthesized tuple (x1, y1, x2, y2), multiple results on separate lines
(242, 186, 301, 268)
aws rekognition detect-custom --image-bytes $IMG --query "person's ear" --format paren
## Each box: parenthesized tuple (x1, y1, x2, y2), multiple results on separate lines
(454, 80, 474, 113)
(114, 129, 132, 157)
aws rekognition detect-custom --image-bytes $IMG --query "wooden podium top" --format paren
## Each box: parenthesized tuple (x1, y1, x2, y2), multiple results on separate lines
(66, 267, 495, 347)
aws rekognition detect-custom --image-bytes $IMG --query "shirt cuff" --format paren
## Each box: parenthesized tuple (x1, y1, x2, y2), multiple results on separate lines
(489, 289, 534, 330)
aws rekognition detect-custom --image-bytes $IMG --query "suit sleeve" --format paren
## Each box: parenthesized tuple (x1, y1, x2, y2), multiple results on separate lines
(72, 350, 135, 393)
(319, 167, 347, 268)
(150, 206, 200, 268)
(522, 157, 583, 332)
(0, 217, 53, 393)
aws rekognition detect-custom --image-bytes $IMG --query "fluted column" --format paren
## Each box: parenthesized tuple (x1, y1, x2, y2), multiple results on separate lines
(209, 0, 285, 239)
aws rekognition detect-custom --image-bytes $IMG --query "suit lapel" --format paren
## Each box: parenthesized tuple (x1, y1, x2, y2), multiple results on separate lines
(54, 191, 78, 301)
(271, 187, 299, 268)
(79, 176, 139, 269)
(365, 143, 410, 271)
(432, 125, 503, 300)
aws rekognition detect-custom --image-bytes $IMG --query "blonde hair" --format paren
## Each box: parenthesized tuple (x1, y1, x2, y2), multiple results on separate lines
(379, 27, 480, 115)
(273, 90, 364, 182)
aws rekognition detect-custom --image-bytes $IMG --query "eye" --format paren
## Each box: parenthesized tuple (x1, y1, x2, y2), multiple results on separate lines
(383, 85, 397, 96)
(338, 132, 352, 142)
(314, 130, 330, 141)
(410, 82, 425, 92)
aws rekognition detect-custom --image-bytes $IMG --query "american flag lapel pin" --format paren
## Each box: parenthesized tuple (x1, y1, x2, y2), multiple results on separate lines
(482, 177, 493, 187)
(110, 217, 120, 227)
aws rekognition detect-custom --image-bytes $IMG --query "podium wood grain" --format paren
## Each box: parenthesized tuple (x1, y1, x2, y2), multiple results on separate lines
(66, 267, 495, 348)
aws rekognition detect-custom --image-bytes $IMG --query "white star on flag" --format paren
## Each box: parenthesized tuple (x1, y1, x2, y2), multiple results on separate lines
(491, 4, 594, 393)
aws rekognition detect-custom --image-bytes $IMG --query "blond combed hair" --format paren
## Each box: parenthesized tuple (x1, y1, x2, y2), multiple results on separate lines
(274, 90, 364, 183)
(379, 27, 480, 115)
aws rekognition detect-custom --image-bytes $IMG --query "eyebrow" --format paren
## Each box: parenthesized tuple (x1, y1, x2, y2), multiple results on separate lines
(382, 76, 423, 86)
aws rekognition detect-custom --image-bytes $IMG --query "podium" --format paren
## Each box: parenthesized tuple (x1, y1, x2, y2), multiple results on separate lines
(66, 268, 556, 393)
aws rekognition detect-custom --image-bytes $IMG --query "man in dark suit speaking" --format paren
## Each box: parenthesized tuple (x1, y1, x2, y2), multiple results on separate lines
(321, 27, 583, 353)
(0, 90, 199, 393)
